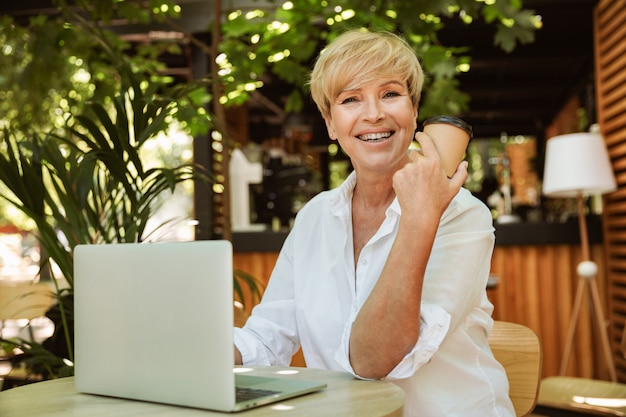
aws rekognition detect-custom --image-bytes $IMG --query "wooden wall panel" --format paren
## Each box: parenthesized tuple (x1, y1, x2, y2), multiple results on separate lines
(233, 251, 278, 312)
(595, 0, 626, 383)
(490, 244, 607, 379)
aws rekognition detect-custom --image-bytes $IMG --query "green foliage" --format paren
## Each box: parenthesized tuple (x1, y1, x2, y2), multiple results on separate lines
(0, 7, 217, 375)
(218, 0, 540, 118)
(0, 0, 208, 136)
(1, 69, 214, 281)
(234, 269, 263, 309)
(0, 64, 214, 367)
(0, 14, 92, 133)
(3, 338, 74, 379)
(0, 0, 216, 227)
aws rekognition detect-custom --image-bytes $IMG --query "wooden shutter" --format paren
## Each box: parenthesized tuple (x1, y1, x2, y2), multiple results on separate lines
(595, 0, 626, 382)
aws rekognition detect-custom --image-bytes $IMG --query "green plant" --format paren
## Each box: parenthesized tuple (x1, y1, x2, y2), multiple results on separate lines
(0, 72, 210, 376)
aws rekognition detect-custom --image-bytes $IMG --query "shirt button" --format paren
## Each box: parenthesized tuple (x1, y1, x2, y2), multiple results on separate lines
(361, 259, 368, 266)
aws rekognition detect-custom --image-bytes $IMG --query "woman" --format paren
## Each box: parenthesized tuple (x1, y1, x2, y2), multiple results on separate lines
(234, 29, 515, 416)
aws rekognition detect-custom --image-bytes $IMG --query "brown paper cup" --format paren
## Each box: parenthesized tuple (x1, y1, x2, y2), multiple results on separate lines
(422, 116, 473, 178)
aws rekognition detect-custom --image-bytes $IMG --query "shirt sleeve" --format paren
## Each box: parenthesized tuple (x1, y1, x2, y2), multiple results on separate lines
(334, 303, 451, 380)
(233, 233, 301, 366)
(234, 325, 273, 365)
(423, 189, 495, 333)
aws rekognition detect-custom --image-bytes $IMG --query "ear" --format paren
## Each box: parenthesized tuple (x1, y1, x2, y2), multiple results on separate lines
(325, 118, 337, 141)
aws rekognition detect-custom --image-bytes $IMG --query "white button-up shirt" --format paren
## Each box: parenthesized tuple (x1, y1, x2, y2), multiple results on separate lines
(234, 172, 515, 417)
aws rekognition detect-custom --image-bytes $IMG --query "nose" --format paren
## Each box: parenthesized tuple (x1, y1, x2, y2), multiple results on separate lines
(363, 97, 385, 122)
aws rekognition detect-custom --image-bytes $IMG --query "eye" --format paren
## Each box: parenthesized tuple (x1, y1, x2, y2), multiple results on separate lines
(340, 96, 358, 104)
(383, 91, 401, 99)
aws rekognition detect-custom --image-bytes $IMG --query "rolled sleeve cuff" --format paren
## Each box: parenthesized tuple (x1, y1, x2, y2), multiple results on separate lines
(334, 303, 451, 380)
(234, 327, 272, 366)
(334, 310, 364, 378)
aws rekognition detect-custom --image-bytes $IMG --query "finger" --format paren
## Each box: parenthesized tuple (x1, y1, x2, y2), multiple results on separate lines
(407, 147, 422, 162)
(449, 160, 469, 186)
(414, 131, 438, 156)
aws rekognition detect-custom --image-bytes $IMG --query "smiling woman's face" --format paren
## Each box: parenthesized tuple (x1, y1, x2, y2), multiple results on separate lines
(309, 30, 424, 123)
(325, 77, 418, 174)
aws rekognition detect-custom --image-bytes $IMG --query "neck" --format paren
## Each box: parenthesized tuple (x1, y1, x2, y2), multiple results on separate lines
(352, 173, 396, 210)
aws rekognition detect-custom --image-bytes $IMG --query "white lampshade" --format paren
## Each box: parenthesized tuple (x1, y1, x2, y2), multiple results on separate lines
(542, 131, 616, 198)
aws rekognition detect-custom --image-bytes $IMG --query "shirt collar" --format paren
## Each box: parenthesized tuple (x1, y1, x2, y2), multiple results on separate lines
(330, 171, 357, 218)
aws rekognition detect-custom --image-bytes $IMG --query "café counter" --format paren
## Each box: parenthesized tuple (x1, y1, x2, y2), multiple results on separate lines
(233, 216, 603, 252)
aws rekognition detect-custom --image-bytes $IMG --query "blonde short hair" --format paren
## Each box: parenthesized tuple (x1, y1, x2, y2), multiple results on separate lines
(309, 29, 424, 120)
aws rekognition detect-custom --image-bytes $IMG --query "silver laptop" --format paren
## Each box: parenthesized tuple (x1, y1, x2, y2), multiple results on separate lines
(74, 240, 326, 412)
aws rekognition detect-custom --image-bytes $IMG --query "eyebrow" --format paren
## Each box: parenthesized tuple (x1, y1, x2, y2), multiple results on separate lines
(339, 80, 405, 94)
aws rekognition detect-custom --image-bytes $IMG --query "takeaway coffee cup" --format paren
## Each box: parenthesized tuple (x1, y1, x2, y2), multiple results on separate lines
(422, 115, 473, 178)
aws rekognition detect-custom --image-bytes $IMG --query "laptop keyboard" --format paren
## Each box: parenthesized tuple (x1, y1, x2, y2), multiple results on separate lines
(236, 387, 281, 402)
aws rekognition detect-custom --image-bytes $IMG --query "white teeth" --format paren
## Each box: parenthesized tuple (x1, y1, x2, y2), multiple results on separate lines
(358, 132, 392, 141)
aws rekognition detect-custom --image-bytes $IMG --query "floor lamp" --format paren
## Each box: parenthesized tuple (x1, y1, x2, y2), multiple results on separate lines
(542, 129, 617, 381)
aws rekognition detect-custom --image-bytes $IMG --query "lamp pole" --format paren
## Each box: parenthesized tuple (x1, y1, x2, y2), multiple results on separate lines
(559, 192, 617, 381)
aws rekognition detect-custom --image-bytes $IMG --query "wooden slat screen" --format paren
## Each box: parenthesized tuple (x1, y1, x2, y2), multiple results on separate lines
(489, 245, 606, 378)
(595, 0, 626, 382)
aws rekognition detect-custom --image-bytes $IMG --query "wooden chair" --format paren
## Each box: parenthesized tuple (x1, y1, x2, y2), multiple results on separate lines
(489, 320, 543, 416)
(0, 281, 55, 341)
(0, 281, 55, 390)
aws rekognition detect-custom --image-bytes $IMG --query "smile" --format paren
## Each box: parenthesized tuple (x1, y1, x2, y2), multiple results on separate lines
(357, 131, 393, 142)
